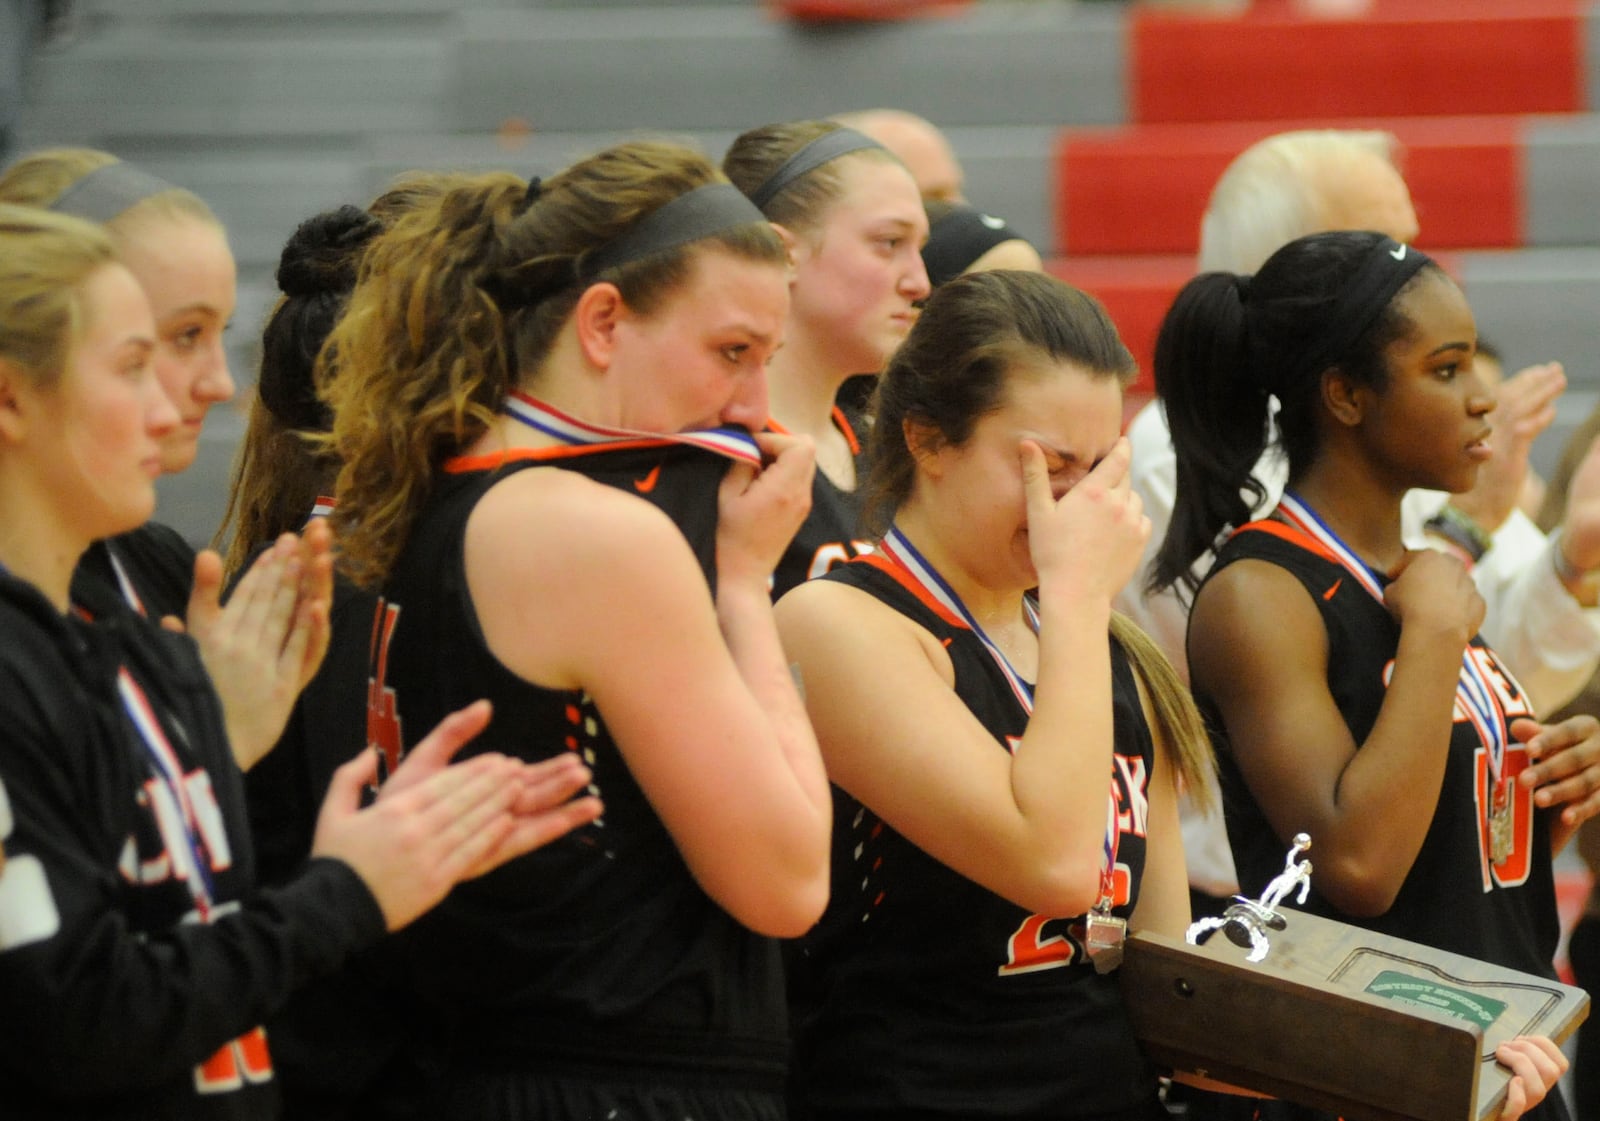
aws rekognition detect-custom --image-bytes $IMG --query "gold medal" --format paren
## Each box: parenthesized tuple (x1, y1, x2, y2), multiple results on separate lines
(1084, 904, 1127, 974)
(1490, 783, 1515, 865)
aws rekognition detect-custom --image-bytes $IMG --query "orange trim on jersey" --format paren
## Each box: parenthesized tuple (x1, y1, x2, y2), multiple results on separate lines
(831, 405, 862, 455)
(444, 438, 677, 474)
(1231, 518, 1343, 567)
(855, 552, 967, 629)
(766, 407, 863, 456)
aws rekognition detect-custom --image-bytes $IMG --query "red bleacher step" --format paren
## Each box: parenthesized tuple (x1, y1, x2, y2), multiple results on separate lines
(1132, 0, 1583, 125)
(1057, 116, 1523, 257)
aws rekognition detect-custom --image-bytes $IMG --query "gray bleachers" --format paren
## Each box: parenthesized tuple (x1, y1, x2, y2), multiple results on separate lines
(17, 0, 1600, 544)
(448, 3, 1125, 133)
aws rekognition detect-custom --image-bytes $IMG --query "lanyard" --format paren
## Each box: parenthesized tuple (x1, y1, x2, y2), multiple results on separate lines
(877, 527, 1120, 910)
(107, 546, 146, 617)
(307, 495, 336, 523)
(503, 392, 763, 465)
(115, 667, 217, 921)
(1276, 492, 1509, 791)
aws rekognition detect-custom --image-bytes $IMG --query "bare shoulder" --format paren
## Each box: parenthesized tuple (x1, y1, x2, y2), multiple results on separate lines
(465, 467, 712, 687)
(464, 466, 688, 582)
(776, 573, 951, 679)
(1189, 559, 1326, 698)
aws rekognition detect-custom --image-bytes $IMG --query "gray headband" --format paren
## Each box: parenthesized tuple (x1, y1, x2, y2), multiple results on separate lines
(747, 127, 887, 211)
(48, 161, 177, 224)
(579, 183, 768, 279)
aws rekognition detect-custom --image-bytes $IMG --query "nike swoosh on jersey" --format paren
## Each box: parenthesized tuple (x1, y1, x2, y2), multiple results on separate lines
(1323, 578, 1343, 601)
(633, 465, 662, 494)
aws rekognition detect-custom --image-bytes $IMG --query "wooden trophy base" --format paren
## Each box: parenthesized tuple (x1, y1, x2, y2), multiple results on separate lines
(1119, 908, 1588, 1121)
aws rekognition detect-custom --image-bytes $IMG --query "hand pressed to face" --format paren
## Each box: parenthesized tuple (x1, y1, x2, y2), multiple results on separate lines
(716, 430, 815, 589)
(921, 359, 1141, 598)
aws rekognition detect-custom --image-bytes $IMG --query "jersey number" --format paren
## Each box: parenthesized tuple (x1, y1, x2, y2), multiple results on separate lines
(366, 600, 404, 778)
(997, 864, 1131, 976)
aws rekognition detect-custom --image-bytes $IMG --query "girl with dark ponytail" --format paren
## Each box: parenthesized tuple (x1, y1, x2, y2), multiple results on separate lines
(316, 140, 830, 1121)
(1160, 230, 1587, 1120)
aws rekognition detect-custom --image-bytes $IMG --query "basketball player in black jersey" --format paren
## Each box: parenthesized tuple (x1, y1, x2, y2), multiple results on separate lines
(318, 142, 829, 1121)
(0, 206, 601, 1121)
(776, 270, 1235, 1121)
(725, 121, 930, 596)
(1155, 231, 1584, 1120)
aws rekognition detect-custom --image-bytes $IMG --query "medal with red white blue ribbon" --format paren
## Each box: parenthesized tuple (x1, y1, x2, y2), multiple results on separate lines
(879, 526, 1126, 970)
(502, 391, 763, 465)
(1277, 492, 1515, 865)
(116, 668, 224, 921)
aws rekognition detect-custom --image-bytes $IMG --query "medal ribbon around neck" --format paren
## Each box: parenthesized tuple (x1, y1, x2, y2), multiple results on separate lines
(107, 547, 146, 617)
(878, 526, 1120, 911)
(116, 668, 217, 921)
(1276, 492, 1510, 793)
(503, 391, 763, 465)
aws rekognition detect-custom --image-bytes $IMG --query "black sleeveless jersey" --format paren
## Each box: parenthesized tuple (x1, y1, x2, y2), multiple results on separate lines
(73, 521, 197, 623)
(1203, 521, 1562, 981)
(794, 556, 1162, 1120)
(771, 406, 871, 599)
(369, 441, 787, 1094)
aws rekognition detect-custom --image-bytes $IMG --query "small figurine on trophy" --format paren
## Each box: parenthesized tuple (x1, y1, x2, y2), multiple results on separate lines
(1186, 833, 1312, 963)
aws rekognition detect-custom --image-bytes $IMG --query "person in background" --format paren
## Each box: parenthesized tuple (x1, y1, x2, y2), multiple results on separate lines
(725, 119, 930, 595)
(834, 107, 965, 203)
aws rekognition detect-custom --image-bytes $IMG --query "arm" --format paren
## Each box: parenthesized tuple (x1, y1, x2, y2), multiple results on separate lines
(1467, 509, 1600, 713)
(1187, 551, 1480, 917)
(775, 442, 1148, 918)
(0, 674, 591, 1101)
(468, 460, 830, 938)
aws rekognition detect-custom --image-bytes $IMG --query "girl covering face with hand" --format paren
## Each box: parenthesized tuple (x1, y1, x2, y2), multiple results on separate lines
(776, 269, 1222, 1121)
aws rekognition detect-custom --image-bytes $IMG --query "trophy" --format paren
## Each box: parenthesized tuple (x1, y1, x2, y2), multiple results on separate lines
(1118, 833, 1588, 1121)
(1185, 832, 1312, 962)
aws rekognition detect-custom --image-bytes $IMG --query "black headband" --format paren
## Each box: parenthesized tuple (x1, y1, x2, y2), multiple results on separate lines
(922, 204, 1026, 287)
(48, 161, 177, 224)
(1274, 236, 1433, 391)
(578, 183, 767, 279)
(747, 127, 887, 211)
